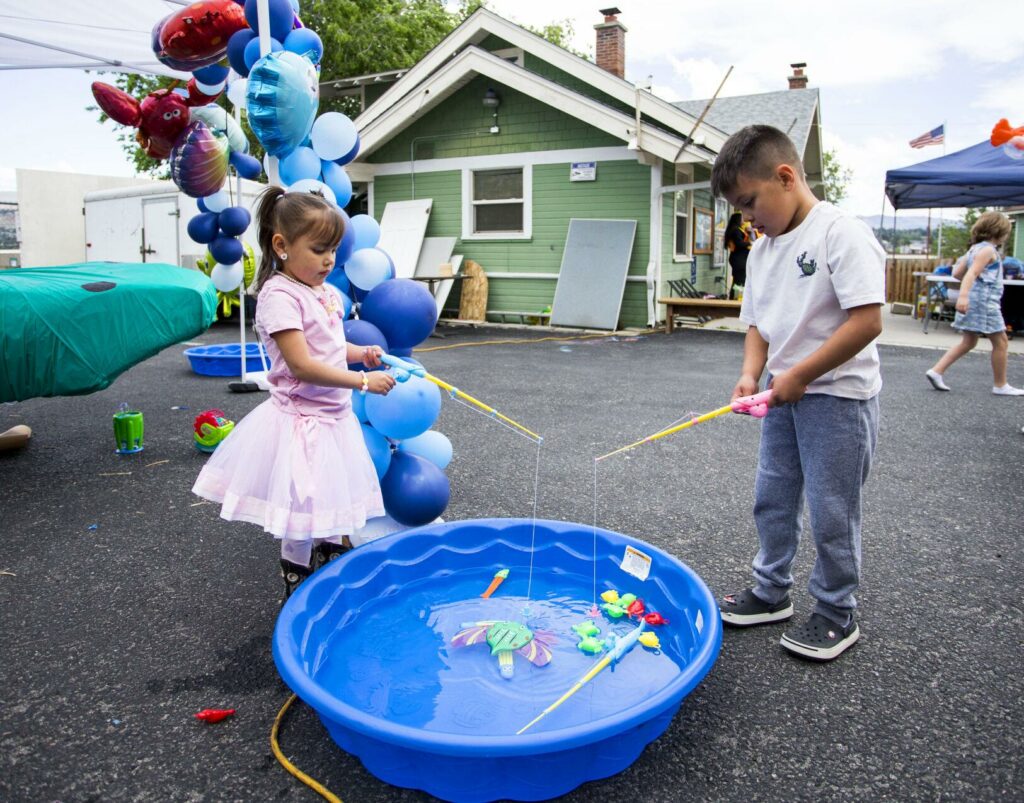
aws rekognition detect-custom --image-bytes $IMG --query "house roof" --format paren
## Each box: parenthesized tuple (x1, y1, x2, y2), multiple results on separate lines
(354, 7, 728, 160)
(354, 46, 714, 168)
(674, 88, 820, 155)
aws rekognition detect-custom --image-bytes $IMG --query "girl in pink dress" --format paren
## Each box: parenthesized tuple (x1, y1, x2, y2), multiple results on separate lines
(193, 186, 396, 598)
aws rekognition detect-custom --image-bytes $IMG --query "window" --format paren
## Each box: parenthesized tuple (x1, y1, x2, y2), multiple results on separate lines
(462, 166, 532, 240)
(673, 167, 692, 259)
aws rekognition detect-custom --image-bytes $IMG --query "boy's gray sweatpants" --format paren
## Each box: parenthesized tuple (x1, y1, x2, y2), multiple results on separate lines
(750, 393, 879, 625)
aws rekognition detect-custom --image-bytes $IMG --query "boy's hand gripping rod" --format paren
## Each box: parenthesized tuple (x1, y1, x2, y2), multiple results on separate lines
(380, 354, 543, 443)
(595, 389, 773, 462)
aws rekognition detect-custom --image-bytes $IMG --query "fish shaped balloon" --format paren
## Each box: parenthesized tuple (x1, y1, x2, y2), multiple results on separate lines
(153, 0, 250, 71)
(170, 121, 230, 198)
(246, 50, 319, 157)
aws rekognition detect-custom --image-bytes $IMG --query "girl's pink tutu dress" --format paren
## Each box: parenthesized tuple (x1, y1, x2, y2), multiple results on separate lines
(192, 273, 384, 544)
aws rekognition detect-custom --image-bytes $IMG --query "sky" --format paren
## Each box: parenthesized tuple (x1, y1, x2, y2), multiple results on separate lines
(0, 0, 1020, 218)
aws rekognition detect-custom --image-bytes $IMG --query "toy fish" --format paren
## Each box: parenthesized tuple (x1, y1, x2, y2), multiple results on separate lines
(626, 599, 646, 618)
(194, 708, 235, 723)
(638, 632, 661, 650)
(644, 612, 670, 626)
(600, 590, 620, 604)
(572, 620, 601, 638)
(480, 569, 509, 599)
(451, 620, 553, 679)
(577, 635, 606, 654)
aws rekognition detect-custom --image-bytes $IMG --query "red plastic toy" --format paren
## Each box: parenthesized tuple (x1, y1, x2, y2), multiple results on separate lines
(194, 708, 235, 723)
(644, 612, 670, 626)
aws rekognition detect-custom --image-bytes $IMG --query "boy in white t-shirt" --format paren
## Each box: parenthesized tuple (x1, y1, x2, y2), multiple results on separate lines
(711, 125, 885, 661)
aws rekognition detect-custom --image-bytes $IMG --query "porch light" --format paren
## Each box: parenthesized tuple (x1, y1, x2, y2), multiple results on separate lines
(482, 88, 500, 108)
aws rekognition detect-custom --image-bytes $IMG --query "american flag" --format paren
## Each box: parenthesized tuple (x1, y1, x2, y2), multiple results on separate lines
(909, 124, 945, 148)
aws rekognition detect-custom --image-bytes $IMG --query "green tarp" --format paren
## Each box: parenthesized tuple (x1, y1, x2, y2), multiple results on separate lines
(0, 262, 217, 402)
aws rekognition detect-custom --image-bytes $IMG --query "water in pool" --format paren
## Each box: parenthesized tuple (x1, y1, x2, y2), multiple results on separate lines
(312, 565, 689, 736)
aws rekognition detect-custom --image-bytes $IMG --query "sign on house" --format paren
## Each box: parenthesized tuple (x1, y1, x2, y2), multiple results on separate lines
(570, 162, 597, 182)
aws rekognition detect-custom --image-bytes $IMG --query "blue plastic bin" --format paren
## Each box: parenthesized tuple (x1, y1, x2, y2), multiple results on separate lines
(182, 343, 271, 377)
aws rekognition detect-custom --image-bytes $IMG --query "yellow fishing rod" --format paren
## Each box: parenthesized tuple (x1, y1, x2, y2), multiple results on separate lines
(595, 390, 773, 462)
(380, 354, 542, 443)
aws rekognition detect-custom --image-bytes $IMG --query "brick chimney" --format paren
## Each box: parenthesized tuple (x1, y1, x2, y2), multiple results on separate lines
(788, 62, 808, 90)
(594, 8, 626, 79)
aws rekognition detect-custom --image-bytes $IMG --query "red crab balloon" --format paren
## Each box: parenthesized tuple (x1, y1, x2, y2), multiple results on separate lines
(156, 0, 249, 69)
(92, 83, 192, 160)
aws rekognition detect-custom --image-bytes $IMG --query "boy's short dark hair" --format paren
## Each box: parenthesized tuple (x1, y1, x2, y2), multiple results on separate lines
(710, 125, 804, 198)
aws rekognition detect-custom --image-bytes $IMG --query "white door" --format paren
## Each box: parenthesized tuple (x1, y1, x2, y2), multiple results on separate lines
(141, 197, 180, 264)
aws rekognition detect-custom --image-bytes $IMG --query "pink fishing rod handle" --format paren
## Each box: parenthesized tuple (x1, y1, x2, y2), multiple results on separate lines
(731, 389, 773, 418)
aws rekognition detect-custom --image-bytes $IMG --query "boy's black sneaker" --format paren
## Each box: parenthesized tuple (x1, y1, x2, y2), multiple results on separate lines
(720, 588, 794, 626)
(780, 613, 859, 661)
(313, 541, 351, 569)
(280, 559, 313, 601)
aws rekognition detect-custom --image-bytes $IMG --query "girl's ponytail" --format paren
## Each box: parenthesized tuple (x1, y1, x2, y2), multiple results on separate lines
(253, 185, 286, 293)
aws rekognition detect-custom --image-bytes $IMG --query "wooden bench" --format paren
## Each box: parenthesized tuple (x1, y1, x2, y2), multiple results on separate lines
(659, 297, 742, 333)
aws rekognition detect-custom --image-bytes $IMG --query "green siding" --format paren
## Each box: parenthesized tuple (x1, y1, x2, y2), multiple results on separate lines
(373, 159, 652, 328)
(523, 53, 631, 116)
(368, 76, 621, 164)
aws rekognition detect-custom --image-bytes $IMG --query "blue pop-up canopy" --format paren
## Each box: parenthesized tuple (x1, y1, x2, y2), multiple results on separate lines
(885, 140, 1024, 209)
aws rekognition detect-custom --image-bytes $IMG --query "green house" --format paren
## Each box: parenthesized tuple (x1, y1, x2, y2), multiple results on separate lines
(342, 8, 824, 329)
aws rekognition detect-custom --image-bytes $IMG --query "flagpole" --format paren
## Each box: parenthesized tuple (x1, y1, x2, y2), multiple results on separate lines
(936, 120, 946, 259)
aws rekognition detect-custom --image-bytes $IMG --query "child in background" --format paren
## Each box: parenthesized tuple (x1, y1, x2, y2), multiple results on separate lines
(710, 125, 885, 662)
(193, 186, 396, 599)
(926, 212, 1024, 395)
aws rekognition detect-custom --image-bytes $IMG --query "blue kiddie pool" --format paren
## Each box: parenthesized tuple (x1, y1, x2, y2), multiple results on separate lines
(273, 518, 721, 803)
(183, 343, 271, 377)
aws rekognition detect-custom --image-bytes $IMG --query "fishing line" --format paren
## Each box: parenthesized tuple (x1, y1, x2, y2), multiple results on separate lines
(524, 438, 543, 604)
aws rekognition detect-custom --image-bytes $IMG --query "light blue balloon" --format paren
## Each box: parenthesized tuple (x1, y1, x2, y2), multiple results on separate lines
(284, 28, 323, 63)
(345, 248, 391, 291)
(360, 423, 392, 480)
(310, 112, 359, 161)
(246, 50, 319, 157)
(365, 374, 442, 440)
(349, 214, 381, 250)
(203, 190, 231, 213)
(279, 146, 321, 185)
(351, 389, 369, 423)
(320, 161, 353, 207)
(397, 430, 453, 470)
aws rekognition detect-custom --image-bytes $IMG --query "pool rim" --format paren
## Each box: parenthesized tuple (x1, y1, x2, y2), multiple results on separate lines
(273, 517, 722, 758)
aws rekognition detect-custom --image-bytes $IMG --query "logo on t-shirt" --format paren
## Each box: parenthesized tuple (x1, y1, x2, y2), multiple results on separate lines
(796, 251, 818, 277)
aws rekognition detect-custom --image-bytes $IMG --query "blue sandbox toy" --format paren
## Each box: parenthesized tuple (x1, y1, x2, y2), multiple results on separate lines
(182, 343, 271, 377)
(273, 518, 721, 803)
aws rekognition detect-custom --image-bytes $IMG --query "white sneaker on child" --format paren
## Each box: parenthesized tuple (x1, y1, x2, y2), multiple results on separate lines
(926, 370, 950, 391)
(992, 384, 1024, 396)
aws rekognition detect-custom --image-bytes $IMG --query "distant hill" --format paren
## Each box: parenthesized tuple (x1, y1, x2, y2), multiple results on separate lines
(859, 214, 963, 231)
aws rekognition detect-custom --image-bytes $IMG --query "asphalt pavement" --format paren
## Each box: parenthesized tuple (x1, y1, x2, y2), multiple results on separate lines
(2, 321, 1022, 802)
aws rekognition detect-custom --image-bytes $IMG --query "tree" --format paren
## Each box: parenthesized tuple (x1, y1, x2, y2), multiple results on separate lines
(938, 207, 985, 260)
(822, 148, 851, 205)
(99, 0, 588, 174)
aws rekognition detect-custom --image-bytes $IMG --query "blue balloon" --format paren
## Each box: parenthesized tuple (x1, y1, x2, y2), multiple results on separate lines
(339, 291, 353, 319)
(210, 236, 244, 265)
(244, 0, 295, 42)
(187, 212, 220, 245)
(279, 146, 321, 185)
(351, 389, 370, 423)
(244, 36, 282, 70)
(343, 319, 388, 371)
(193, 64, 230, 85)
(217, 206, 251, 237)
(325, 266, 350, 295)
(345, 247, 391, 291)
(348, 214, 380, 250)
(360, 423, 392, 480)
(196, 197, 209, 214)
(365, 374, 441, 440)
(310, 112, 359, 161)
(380, 452, 450, 527)
(334, 134, 360, 166)
(360, 278, 438, 349)
(227, 29, 257, 77)
(397, 430, 453, 470)
(390, 346, 415, 359)
(284, 28, 323, 62)
(320, 161, 353, 207)
(337, 209, 356, 264)
(246, 51, 319, 157)
(230, 151, 263, 180)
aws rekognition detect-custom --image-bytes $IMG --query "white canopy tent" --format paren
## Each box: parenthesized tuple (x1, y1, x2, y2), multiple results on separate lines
(0, 0, 192, 77)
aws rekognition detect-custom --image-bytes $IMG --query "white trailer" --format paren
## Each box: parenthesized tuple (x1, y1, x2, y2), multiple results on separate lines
(84, 179, 266, 267)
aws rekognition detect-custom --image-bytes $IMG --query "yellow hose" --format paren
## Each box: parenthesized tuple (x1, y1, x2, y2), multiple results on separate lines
(270, 694, 343, 803)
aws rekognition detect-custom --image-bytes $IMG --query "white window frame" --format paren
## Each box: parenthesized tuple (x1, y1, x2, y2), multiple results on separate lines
(461, 164, 532, 241)
(673, 166, 693, 261)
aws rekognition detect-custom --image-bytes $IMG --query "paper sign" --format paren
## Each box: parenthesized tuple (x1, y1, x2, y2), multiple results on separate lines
(620, 545, 651, 581)
(570, 161, 597, 181)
